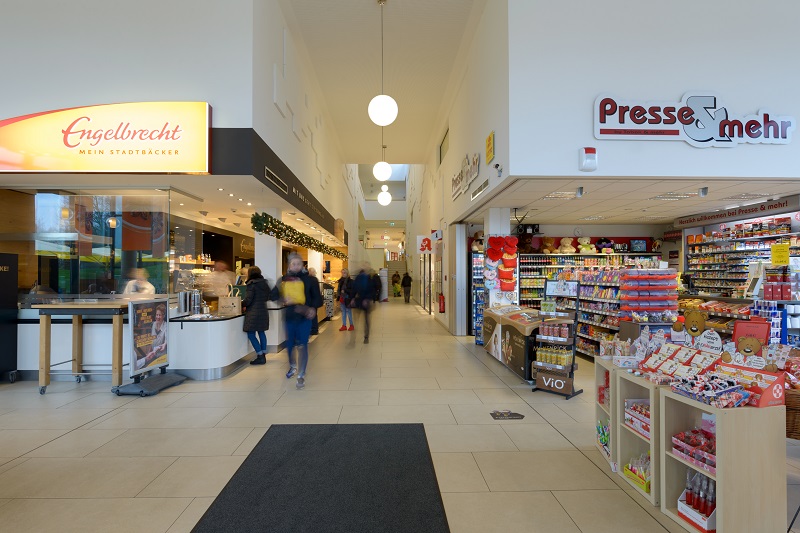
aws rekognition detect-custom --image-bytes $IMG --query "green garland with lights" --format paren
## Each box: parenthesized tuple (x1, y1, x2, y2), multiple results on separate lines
(251, 212, 347, 259)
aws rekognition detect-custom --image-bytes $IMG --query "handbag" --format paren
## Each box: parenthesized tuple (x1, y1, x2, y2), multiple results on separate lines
(218, 285, 243, 316)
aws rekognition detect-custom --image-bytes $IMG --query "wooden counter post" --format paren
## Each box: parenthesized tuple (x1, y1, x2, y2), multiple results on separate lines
(71, 315, 83, 377)
(38, 314, 51, 387)
(112, 314, 123, 386)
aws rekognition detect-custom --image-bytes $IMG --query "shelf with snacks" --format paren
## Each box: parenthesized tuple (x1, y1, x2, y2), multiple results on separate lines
(687, 229, 798, 246)
(617, 268, 679, 325)
(595, 357, 617, 472)
(578, 317, 620, 330)
(659, 388, 786, 533)
(576, 343, 599, 358)
(616, 371, 667, 507)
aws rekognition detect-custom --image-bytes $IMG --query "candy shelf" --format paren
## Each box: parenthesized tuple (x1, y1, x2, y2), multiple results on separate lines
(659, 388, 785, 532)
(616, 371, 666, 507)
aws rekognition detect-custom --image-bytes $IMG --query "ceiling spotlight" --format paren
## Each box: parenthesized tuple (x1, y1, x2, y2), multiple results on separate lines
(228, 193, 234, 197)
(179, 203, 184, 206)
(238, 198, 243, 201)
(699, 187, 708, 197)
(218, 188, 223, 191)
(247, 202, 252, 206)
(199, 211, 208, 216)
(377, 184, 392, 206)
(576, 186, 584, 198)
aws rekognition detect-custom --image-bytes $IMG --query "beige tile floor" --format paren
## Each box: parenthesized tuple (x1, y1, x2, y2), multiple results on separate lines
(0, 298, 796, 532)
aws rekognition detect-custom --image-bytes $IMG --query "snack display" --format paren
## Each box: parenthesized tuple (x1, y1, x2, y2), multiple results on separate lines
(672, 428, 717, 475)
(670, 374, 750, 408)
(618, 268, 679, 323)
(623, 399, 651, 439)
(623, 452, 652, 494)
(679, 471, 717, 530)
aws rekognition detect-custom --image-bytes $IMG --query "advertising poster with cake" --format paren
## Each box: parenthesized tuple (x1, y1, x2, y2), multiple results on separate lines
(484, 235, 518, 307)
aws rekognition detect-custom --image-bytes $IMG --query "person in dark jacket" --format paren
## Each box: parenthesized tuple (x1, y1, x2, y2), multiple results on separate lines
(336, 268, 355, 331)
(371, 269, 382, 301)
(242, 266, 271, 365)
(271, 252, 322, 388)
(354, 265, 374, 343)
(401, 272, 412, 303)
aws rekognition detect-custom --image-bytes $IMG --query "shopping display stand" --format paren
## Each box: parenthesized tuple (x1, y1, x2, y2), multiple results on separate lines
(531, 280, 582, 399)
(659, 388, 786, 532)
(615, 370, 667, 506)
(594, 356, 617, 472)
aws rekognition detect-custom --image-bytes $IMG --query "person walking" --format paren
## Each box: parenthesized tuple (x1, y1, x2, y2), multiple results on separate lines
(242, 266, 271, 365)
(401, 272, 413, 303)
(272, 253, 322, 388)
(391, 271, 401, 297)
(354, 265, 374, 343)
(308, 267, 320, 335)
(336, 268, 355, 331)
(371, 269, 382, 302)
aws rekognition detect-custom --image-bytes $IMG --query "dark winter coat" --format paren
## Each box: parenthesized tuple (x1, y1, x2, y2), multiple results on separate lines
(401, 274, 412, 288)
(271, 269, 323, 322)
(242, 277, 271, 332)
(337, 276, 355, 302)
(354, 270, 374, 310)
(371, 273, 382, 301)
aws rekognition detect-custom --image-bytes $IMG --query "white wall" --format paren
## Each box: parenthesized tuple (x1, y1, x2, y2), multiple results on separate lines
(0, 0, 254, 127)
(363, 200, 406, 221)
(507, 0, 800, 179)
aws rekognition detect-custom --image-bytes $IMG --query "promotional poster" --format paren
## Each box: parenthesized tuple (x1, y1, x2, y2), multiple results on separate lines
(129, 299, 169, 377)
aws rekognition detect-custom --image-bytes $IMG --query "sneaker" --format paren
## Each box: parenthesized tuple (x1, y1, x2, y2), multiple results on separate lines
(339, 325, 347, 331)
(286, 368, 297, 379)
(250, 355, 266, 365)
(364, 337, 369, 344)
(348, 325, 354, 331)
(296, 377, 305, 389)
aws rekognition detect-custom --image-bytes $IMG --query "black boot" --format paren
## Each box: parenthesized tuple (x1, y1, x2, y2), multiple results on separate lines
(250, 354, 267, 365)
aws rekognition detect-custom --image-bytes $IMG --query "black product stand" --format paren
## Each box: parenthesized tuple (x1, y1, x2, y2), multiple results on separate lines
(111, 366, 186, 397)
(532, 279, 583, 399)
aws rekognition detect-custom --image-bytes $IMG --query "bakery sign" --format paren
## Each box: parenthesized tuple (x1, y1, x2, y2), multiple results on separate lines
(451, 153, 480, 199)
(594, 93, 795, 148)
(0, 102, 210, 173)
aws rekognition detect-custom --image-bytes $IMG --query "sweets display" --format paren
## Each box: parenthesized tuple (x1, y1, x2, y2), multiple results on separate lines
(673, 428, 717, 475)
(670, 374, 750, 409)
(623, 399, 651, 439)
(623, 452, 651, 494)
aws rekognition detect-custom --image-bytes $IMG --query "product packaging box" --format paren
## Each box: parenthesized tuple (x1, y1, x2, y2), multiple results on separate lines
(677, 489, 716, 532)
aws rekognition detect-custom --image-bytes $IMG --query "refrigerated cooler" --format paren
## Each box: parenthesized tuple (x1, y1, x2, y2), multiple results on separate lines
(468, 251, 485, 344)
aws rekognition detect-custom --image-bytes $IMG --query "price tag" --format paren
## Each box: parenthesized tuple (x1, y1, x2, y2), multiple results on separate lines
(772, 243, 790, 266)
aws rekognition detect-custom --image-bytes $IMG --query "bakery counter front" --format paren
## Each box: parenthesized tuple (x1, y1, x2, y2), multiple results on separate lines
(17, 303, 290, 383)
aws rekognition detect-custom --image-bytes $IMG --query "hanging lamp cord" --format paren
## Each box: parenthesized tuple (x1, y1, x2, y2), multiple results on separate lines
(380, 0, 385, 94)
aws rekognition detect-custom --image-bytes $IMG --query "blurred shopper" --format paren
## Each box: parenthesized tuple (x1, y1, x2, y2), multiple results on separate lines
(354, 264, 374, 343)
(122, 268, 155, 295)
(391, 271, 401, 297)
(371, 269, 382, 302)
(401, 272, 412, 303)
(242, 266, 271, 365)
(272, 253, 322, 388)
(337, 268, 355, 331)
(308, 267, 320, 335)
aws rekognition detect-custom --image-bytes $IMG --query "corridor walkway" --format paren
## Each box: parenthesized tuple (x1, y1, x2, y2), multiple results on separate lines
(0, 299, 785, 532)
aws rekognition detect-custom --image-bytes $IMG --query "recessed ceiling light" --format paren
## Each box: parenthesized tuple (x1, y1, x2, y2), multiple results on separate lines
(721, 193, 774, 201)
(650, 192, 698, 201)
(247, 202, 252, 206)
(637, 215, 671, 221)
(542, 191, 577, 200)
(238, 198, 243, 201)
(296, 217, 304, 221)
(306, 223, 311, 226)
(229, 193, 234, 197)
(218, 188, 224, 191)
(175, 226, 179, 229)
(179, 203, 184, 206)
(579, 215, 606, 221)
(310, 226, 317, 230)
(288, 212, 296, 215)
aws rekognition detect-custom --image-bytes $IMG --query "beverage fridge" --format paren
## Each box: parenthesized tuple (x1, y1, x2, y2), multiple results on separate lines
(467, 251, 485, 344)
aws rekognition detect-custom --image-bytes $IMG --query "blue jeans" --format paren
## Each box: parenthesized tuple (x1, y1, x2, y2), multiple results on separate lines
(247, 331, 267, 355)
(285, 319, 312, 377)
(341, 305, 353, 326)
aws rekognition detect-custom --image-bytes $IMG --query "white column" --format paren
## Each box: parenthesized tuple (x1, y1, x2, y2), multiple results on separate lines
(307, 249, 323, 278)
(484, 207, 511, 236)
(253, 208, 286, 353)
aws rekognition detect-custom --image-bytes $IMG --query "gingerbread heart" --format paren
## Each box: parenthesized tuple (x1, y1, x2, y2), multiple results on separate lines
(488, 236, 505, 250)
(486, 248, 504, 261)
(504, 245, 517, 255)
(504, 236, 518, 247)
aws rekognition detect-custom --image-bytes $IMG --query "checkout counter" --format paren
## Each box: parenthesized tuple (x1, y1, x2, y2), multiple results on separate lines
(16, 296, 289, 385)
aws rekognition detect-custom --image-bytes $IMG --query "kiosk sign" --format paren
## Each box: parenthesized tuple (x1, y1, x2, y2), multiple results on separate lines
(595, 93, 795, 148)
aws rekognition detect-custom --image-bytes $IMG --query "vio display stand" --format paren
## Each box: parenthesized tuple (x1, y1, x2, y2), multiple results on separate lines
(532, 280, 583, 399)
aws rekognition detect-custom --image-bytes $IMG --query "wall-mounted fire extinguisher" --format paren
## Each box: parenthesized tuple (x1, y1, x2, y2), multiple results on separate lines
(438, 292, 445, 313)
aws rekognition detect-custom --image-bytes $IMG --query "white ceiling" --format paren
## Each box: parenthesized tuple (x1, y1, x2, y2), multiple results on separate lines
(463, 177, 800, 225)
(280, 0, 480, 164)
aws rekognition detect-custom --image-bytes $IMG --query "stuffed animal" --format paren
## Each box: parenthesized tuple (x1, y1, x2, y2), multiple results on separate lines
(558, 237, 576, 254)
(517, 233, 537, 254)
(577, 237, 596, 254)
(652, 238, 663, 252)
(541, 237, 558, 254)
(596, 237, 614, 254)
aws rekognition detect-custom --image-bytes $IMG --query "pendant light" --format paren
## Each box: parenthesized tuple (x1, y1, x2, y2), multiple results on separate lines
(373, 128, 392, 181)
(367, 0, 398, 127)
(377, 184, 392, 206)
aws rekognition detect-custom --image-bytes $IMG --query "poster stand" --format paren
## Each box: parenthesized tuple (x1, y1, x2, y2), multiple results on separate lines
(111, 366, 186, 397)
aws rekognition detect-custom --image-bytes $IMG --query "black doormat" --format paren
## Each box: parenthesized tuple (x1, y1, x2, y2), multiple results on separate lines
(192, 424, 450, 533)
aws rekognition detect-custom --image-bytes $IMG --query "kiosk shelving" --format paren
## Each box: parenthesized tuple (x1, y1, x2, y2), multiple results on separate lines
(594, 357, 617, 472)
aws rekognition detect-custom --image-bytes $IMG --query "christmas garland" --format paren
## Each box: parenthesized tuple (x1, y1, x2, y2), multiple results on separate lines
(251, 212, 347, 259)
